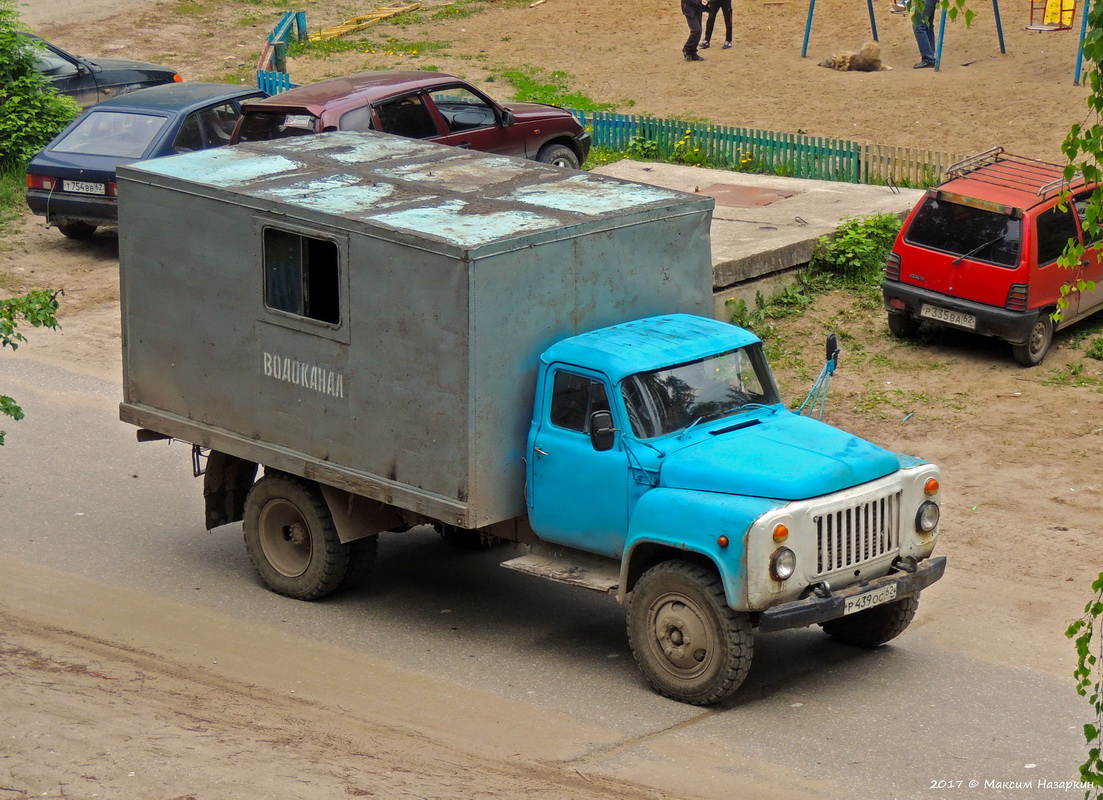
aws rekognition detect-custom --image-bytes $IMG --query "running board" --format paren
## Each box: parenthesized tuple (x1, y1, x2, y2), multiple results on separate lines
(501, 549, 620, 594)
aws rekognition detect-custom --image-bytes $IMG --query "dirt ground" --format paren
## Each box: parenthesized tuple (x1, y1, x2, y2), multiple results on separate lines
(3, 0, 1102, 797)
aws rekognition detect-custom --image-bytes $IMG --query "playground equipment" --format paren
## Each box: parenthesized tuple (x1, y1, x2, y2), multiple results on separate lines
(801, 0, 1006, 72)
(1028, 0, 1076, 29)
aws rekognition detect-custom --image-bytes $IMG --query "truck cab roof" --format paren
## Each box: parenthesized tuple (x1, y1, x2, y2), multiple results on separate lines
(541, 314, 760, 382)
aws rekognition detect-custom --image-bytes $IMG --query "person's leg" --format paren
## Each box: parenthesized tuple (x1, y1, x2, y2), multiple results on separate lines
(679, 11, 697, 56)
(912, 0, 936, 66)
(722, 0, 733, 45)
(702, 5, 717, 46)
(684, 12, 703, 57)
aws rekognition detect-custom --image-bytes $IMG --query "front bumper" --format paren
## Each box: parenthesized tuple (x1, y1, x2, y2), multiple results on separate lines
(26, 188, 118, 227)
(757, 556, 946, 633)
(882, 279, 1039, 344)
(575, 130, 592, 163)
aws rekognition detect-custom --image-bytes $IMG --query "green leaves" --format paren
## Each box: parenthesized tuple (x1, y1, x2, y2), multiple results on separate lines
(1066, 572, 1103, 795)
(1, 289, 61, 445)
(809, 213, 903, 287)
(0, 0, 80, 172)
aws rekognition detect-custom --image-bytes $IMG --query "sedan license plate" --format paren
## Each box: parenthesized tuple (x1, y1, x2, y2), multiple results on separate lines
(62, 180, 105, 195)
(920, 303, 976, 330)
(843, 584, 898, 615)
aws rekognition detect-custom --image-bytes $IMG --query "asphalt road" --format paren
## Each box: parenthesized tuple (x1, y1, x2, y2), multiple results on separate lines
(0, 350, 1086, 800)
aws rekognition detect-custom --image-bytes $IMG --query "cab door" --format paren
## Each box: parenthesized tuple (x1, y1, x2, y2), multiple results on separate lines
(527, 368, 629, 559)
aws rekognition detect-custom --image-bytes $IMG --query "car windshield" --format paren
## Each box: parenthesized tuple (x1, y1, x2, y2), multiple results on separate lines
(236, 111, 318, 141)
(51, 111, 167, 158)
(620, 345, 781, 439)
(904, 197, 1022, 268)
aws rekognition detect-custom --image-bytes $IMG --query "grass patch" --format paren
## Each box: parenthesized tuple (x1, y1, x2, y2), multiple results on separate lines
(1041, 361, 1103, 389)
(0, 168, 25, 234)
(290, 36, 450, 59)
(496, 66, 614, 112)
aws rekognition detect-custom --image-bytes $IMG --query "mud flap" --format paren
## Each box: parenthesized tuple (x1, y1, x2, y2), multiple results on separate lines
(203, 451, 258, 530)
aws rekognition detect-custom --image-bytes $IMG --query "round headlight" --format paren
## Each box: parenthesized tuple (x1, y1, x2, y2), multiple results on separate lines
(770, 547, 796, 581)
(915, 501, 940, 533)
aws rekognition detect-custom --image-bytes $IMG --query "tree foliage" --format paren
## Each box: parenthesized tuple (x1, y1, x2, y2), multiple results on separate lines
(0, 0, 79, 172)
(1, 290, 61, 445)
(1059, 4, 1103, 794)
(1068, 573, 1103, 795)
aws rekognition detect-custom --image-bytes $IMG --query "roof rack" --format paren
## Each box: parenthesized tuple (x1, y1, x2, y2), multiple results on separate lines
(945, 147, 1078, 196)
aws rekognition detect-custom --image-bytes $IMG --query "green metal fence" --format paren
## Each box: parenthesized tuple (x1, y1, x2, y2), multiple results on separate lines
(575, 110, 962, 187)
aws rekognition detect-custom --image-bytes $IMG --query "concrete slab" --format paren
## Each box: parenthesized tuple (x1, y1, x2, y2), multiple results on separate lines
(592, 161, 925, 318)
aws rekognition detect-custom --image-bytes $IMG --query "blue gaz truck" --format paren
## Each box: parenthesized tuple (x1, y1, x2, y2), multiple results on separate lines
(117, 132, 944, 705)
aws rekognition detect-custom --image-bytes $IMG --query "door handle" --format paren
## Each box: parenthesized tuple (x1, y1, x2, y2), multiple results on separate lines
(534, 446, 548, 456)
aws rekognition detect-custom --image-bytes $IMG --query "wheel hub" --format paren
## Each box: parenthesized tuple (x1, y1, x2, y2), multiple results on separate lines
(653, 598, 711, 673)
(258, 499, 312, 578)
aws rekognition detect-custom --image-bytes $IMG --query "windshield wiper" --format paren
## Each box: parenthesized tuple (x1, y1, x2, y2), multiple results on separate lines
(952, 235, 1005, 266)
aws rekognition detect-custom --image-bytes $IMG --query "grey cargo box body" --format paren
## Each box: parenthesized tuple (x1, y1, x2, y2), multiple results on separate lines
(118, 132, 713, 528)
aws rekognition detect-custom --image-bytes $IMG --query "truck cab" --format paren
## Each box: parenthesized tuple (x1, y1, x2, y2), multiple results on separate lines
(526, 314, 944, 704)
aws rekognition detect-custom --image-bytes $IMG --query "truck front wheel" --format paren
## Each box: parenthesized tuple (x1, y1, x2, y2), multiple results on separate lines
(627, 561, 753, 705)
(243, 474, 357, 600)
(820, 596, 918, 648)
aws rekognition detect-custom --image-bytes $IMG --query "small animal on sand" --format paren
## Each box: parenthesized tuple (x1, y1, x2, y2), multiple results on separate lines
(818, 41, 887, 71)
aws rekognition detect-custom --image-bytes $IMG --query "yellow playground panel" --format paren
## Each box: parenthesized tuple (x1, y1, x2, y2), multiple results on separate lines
(308, 4, 421, 41)
(1028, 0, 1075, 30)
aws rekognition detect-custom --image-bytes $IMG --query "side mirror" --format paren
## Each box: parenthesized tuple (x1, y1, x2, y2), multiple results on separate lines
(826, 333, 840, 371)
(500, 107, 515, 127)
(589, 410, 616, 452)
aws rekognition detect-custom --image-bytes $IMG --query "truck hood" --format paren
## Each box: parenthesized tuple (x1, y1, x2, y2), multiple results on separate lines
(656, 413, 900, 501)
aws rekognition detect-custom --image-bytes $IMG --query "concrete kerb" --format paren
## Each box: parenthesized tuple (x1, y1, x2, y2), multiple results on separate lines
(591, 161, 925, 320)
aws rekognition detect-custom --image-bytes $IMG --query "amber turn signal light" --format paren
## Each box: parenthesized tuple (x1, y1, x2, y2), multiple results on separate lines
(924, 478, 940, 495)
(717, 535, 729, 548)
(772, 524, 788, 543)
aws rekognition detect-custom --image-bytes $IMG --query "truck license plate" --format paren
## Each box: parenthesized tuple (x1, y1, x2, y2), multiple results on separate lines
(920, 303, 976, 330)
(843, 584, 898, 615)
(62, 180, 105, 195)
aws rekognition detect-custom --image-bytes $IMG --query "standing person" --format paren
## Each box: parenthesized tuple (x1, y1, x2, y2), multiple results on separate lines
(682, 0, 709, 61)
(700, 0, 732, 50)
(911, 0, 937, 68)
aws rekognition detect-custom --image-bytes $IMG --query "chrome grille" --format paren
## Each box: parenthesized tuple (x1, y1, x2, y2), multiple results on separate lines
(814, 491, 901, 575)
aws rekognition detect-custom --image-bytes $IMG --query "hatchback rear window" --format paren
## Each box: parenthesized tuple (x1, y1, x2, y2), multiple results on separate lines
(904, 197, 1022, 268)
(236, 111, 317, 142)
(51, 111, 167, 158)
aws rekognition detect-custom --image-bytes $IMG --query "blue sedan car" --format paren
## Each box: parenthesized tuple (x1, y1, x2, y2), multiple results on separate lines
(26, 82, 267, 239)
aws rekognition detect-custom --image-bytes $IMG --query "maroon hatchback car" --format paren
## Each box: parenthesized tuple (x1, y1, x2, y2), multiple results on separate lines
(231, 70, 591, 169)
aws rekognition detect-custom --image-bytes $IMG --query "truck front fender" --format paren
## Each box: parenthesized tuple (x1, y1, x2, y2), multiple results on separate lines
(620, 488, 784, 607)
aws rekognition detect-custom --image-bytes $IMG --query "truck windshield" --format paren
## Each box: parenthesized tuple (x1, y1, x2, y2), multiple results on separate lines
(904, 197, 1022, 268)
(620, 345, 781, 439)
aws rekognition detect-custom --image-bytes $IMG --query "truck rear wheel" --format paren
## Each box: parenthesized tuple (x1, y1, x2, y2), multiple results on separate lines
(243, 474, 354, 600)
(820, 596, 918, 648)
(627, 560, 753, 705)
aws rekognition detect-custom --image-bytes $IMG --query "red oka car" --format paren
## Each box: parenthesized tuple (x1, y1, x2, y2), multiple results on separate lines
(231, 70, 591, 170)
(883, 147, 1103, 366)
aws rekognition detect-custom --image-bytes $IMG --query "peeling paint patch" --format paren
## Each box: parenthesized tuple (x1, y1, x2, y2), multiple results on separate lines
(509, 173, 682, 214)
(142, 148, 303, 185)
(323, 137, 425, 164)
(372, 198, 559, 245)
(375, 157, 530, 189)
(256, 175, 402, 213)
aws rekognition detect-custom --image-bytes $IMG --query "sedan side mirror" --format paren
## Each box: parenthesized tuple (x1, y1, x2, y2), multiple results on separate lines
(589, 410, 616, 452)
(500, 107, 515, 127)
